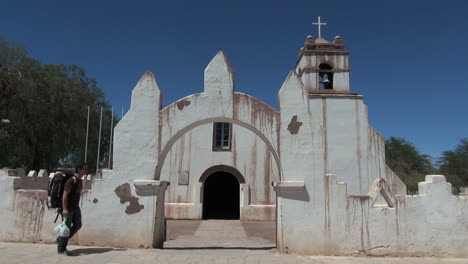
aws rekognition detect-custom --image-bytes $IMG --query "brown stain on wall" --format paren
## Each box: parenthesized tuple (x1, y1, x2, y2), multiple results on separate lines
(287, 115, 302, 134)
(233, 93, 277, 133)
(355, 100, 363, 193)
(185, 131, 193, 202)
(366, 125, 386, 193)
(233, 93, 240, 121)
(168, 136, 176, 202)
(250, 137, 258, 202)
(114, 183, 144, 214)
(241, 205, 276, 221)
(176, 99, 191, 110)
(168, 131, 191, 204)
(324, 175, 331, 254)
(13, 190, 47, 242)
(232, 93, 279, 216)
(232, 131, 237, 168)
(13, 177, 49, 190)
(233, 93, 279, 150)
(165, 204, 194, 219)
(234, 92, 281, 185)
(264, 148, 272, 204)
(394, 195, 407, 240)
(178, 134, 185, 190)
(322, 98, 328, 173)
(346, 196, 371, 253)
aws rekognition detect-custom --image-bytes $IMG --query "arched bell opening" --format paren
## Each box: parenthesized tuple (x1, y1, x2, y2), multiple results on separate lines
(319, 63, 334, 90)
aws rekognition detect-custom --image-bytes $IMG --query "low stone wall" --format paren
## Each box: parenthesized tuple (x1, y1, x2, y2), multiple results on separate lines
(460, 187, 468, 196)
(1, 168, 94, 191)
(321, 174, 468, 257)
(0, 172, 57, 244)
(0, 169, 157, 248)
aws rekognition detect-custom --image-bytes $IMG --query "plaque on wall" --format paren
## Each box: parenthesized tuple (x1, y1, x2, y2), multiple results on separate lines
(178, 171, 189, 185)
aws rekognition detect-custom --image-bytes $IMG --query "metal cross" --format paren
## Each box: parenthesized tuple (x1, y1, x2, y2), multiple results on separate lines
(312, 16, 327, 38)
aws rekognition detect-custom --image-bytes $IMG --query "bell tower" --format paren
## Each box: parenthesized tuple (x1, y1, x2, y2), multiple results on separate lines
(295, 35, 351, 94)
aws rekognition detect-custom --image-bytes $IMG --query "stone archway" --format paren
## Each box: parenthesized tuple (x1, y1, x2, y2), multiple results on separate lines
(155, 117, 282, 183)
(199, 165, 246, 184)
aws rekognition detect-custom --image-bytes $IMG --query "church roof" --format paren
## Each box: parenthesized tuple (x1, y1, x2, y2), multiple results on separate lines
(296, 35, 348, 67)
(314, 37, 331, 44)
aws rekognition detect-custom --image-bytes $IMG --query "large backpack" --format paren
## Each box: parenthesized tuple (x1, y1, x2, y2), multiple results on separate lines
(48, 172, 76, 222)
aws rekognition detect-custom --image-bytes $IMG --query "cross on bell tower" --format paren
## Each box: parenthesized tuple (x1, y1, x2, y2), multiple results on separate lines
(312, 16, 327, 38)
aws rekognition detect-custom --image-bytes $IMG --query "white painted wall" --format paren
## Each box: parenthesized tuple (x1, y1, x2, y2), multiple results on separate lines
(307, 95, 405, 195)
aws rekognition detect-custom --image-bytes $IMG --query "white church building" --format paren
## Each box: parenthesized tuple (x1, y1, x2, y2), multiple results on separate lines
(0, 31, 467, 257)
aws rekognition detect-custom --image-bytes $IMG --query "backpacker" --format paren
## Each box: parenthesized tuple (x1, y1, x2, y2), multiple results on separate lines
(48, 172, 76, 222)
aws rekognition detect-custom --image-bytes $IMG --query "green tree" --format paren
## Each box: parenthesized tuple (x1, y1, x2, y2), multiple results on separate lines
(438, 138, 468, 193)
(385, 137, 434, 194)
(0, 37, 26, 120)
(0, 37, 116, 172)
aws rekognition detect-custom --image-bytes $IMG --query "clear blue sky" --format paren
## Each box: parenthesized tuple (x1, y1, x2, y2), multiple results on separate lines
(1, 0, 467, 160)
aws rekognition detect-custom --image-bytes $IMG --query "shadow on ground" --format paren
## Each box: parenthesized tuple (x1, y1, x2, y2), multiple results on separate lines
(69, 247, 127, 256)
(164, 246, 275, 250)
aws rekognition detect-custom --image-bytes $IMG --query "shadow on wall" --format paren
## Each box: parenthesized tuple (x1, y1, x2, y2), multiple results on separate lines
(277, 186, 310, 202)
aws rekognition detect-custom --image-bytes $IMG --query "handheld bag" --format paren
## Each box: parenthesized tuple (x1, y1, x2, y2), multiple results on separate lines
(54, 220, 70, 237)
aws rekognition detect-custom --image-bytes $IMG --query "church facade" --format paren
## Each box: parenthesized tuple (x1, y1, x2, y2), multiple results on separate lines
(0, 34, 467, 257)
(128, 34, 407, 221)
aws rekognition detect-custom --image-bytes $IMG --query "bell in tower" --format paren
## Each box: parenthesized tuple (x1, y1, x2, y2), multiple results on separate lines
(295, 25, 351, 94)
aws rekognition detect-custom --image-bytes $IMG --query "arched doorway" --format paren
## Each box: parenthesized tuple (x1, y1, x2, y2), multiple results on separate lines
(202, 171, 240, 219)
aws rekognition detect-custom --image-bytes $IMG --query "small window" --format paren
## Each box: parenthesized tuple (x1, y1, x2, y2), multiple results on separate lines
(213, 122, 232, 151)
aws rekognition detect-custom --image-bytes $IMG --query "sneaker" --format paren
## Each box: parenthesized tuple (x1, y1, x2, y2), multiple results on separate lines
(58, 250, 75, 256)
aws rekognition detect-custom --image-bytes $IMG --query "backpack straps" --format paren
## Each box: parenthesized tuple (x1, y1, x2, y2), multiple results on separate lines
(54, 209, 61, 223)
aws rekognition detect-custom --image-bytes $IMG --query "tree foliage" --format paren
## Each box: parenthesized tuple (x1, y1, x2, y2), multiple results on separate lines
(0, 37, 116, 172)
(438, 138, 468, 192)
(385, 137, 434, 194)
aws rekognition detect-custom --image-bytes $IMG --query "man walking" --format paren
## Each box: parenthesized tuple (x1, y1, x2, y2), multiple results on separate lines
(57, 163, 87, 255)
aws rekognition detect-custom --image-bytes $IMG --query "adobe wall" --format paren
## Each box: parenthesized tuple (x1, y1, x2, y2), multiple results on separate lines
(0, 169, 157, 248)
(324, 174, 467, 257)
